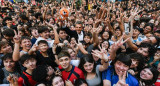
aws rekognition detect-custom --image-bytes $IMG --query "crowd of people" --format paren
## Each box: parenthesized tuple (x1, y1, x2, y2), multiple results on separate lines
(0, 0, 160, 86)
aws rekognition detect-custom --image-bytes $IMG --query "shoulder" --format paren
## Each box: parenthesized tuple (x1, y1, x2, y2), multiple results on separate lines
(127, 73, 139, 84)
(74, 66, 83, 73)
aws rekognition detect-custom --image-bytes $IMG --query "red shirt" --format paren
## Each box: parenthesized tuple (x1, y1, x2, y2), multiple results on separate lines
(59, 65, 85, 83)
(18, 71, 37, 86)
(155, 78, 160, 86)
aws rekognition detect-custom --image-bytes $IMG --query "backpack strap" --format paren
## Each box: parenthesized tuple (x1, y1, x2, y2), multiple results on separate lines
(67, 66, 75, 80)
(21, 73, 31, 86)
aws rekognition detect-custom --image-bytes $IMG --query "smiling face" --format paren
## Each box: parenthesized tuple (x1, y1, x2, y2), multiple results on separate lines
(114, 61, 129, 75)
(130, 59, 139, 68)
(23, 58, 37, 70)
(38, 43, 49, 53)
(40, 30, 50, 39)
(58, 56, 71, 69)
(3, 58, 15, 71)
(68, 49, 76, 60)
(102, 32, 109, 40)
(143, 26, 152, 34)
(0, 44, 12, 54)
(132, 29, 140, 38)
(21, 39, 32, 51)
(52, 76, 64, 86)
(137, 47, 149, 57)
(83, 62, 94, 73)
(140, 68, 153, 80)
(84, 36, 91, 44)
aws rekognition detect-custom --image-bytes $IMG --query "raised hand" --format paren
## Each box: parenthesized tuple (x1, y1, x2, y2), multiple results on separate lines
(13, 30, 21, 43)
(130, 8, 141, 21)
(30, 44, 38, 52)
(111, 33, 130, 51)
(7, 74, 18, 86)
(115, 71, 128, 86)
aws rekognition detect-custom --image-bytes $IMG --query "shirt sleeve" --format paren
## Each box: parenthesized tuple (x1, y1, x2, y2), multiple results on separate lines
(102, 66, 112, 81)
(18, 77, 23, 86)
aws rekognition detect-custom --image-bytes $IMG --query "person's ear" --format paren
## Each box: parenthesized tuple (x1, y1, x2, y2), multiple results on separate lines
(22, 63, 26, 67)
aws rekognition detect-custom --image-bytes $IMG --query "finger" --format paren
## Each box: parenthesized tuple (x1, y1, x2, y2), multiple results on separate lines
(123, 37, 130, 44)
(117, 32, 125, 43)
(14, 30, 17, 36)
(122, 71, 127, 80)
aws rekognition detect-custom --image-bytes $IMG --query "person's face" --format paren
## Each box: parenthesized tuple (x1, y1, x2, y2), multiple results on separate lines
(70, 26, 75, 31)
(52, 76, 64, 86)
(142, 36, 157, 45)
(59, 30, 67, 40)
(68, 49, 76, 60)
(130, 59, 139, 68)
(137, 47, 149, 57)
(102, 32, 109, 40)
(70, 37, 76, 45)
(0, 44, 12, 54)
(49, 18, 55, 24)
(75, 24, 82, 34)
(133, 29, 140, 37)
(58, 56, 71, 69)
(140, 22, 145, 28)
(40, 30, 50, 39)
(46, 66, 54, 80)
(98, 36, 102, 43)
(21, 39, 32, 50)
(3, 58, 15, 71)
(114, 61, 129, 75)
(88, 18, 93, 24)
(83, 62, 94, 73)
(115, 29, 121, 37)
(102, 41, 109, 49)
(154, 32, 160, 38)
(50, 30, 54, 39)
(84, 36, 91, 44)
(23, 58, 37, 70)
(6, 20, 12, 25)
(31, 29, 39, 37)
(143, 26, 152, 34)
(38, 43, 49, 53)
(140, 68, 153, 80)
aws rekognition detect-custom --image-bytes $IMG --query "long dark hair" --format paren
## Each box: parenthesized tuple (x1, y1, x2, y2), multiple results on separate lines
(78, 54, 96, 77)
(137, 66, 159, 85)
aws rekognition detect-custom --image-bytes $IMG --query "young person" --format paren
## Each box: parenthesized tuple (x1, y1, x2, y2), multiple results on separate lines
(0, 41, 12, 68)
(78, 54, 109, 86)
(32, 65, 55, 85)
(138, 66, 159, 86)
(102, 53, 139, 86)
(29, 40, 58, 68)
(57, 51, 85, 83)
(0, 53, 20, 84)
(18, 54, 37, 86)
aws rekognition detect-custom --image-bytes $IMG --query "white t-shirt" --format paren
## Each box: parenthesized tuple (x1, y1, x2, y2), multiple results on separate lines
(35, 37, 54, 48)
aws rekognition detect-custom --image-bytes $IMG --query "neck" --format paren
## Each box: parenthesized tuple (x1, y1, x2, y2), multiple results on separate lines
(22, 49, 29, 52)
(132, 36, 138, 40)
(65, 65, 72, 72)
(6, 68, 15, 72)
(7, 24, 11, 28)
(41, 52, 48, 57)
(26, 69, 33, 75)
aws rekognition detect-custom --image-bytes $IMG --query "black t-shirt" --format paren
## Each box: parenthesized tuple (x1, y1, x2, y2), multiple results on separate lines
(36, 48, 58, 68)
